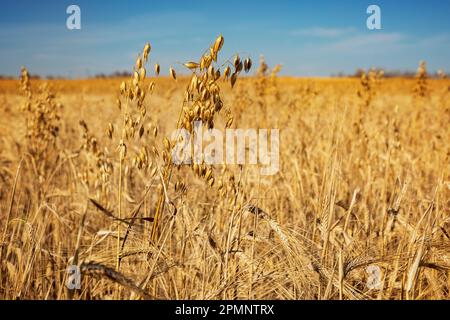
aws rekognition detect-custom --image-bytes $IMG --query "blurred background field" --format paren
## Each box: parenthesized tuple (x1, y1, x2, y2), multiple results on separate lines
(0, 66, 449, 299)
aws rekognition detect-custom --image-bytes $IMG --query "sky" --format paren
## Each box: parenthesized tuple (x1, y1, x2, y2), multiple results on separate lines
(0, 0, 450, 77)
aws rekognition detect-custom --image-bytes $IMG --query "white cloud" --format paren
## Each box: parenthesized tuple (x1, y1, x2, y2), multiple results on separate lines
(416, 33, 450, 47)
(326, 32, 407, 52)
(291, 27, 355, 38)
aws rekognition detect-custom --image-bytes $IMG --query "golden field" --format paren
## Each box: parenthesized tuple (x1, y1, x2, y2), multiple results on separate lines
(0, 39, 449, 300)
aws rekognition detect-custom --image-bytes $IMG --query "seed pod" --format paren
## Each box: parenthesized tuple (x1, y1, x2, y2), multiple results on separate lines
(236, 61, 243, 73)
(188, 109, 194, 121)
(169, 67, 177, 80)
(234, 55, 241, 70)
(201, 164, 207, 177)
(200, 56, 206, 71)
(152, 145, 159, 157)
(163, 137, 171, 151)
(153, 126, 158, 137)
(204, 109, 211, 121)
(210, 46, 218, 62)
(184, 62, 199, 70)
(107, 123, 114, 139)
(204, 55, 212, 69)
(119, 141, 127, 160)
(148, 81, 155, 92)
(134, 85, 141, 99)
(139, 87, 146, 99)
(176, 181, 186, 193)
(208, 65, 215, 78)
(116, 98, 122, 110)
(154, 63, 160, 76)
(198, 81, 205, 94)
(183, 106, 190, 117)
(244, 58, 252, 73)
(201, 88, 210, 101)
(214, 96, 222, 110)
(215, 69, 221, 81)
(213, 35, 224, 53)
(140, 148, 148, 164)
(193, 163, 199, 176)
(194, 104, 201, 117)
(208, 177, 215, 187)
(226, 117, 233, 128)
(230, 72, 238, 88)
(136, 56, 143, 69)
(120, 81, 127, 94)
(205, 168, 213, 181)
(143, 43, 151, 60)
(224, 66, 231, 79)
(79, 120, 88, 131)
(139, 67, 146, 80)
(185, 120, 192, 132)
(140, 106, 146, 118)
(190, 74, 198, 91)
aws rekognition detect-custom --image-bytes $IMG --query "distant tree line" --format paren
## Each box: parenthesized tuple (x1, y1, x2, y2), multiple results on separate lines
(333, 68, 448, 79)
(1, 69, 448, 79)
(0, 71, 133, 80)
(93, 71, 132, 78)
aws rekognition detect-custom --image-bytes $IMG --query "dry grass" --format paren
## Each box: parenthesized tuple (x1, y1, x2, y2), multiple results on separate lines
(0, 37, 449, 300)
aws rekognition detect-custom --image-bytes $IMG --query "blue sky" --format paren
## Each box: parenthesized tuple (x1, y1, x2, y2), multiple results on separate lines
(1, 0, 449, 77)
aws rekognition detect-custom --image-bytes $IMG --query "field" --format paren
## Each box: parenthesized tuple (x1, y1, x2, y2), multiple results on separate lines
(0, 37, 449, 300)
